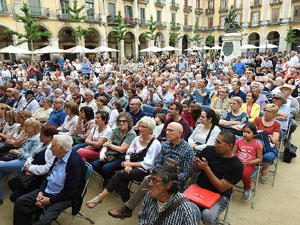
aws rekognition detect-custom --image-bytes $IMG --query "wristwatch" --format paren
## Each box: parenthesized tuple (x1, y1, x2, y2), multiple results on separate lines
(107, 143, 111, 148)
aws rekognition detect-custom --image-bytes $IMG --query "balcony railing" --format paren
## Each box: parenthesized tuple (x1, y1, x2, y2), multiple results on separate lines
(292, 0, 300, 2)
(219, 7, 228, 13)
(29, 5, 50, 18)
(155, 0, 166, 7)
(170, 2, 179, 10)
(107, 15, 119, 25)
(251, 20, 261, 26)
(139, 19, 149, 27)
(195, 8, 203, 15)
(270, 0, 282, 5)
(170, 22, 181, 30)
(205, 8, 215, 14)
(157, 21, 167, 28)
(183, 25, 193, 31)
(124, 17, 138, 27)
(0, 3, 11, 14)
(85, 13, 103, 23)
(137, 0, 149, 3)
(57, 9, 70, 20)
(270, 18, 280, 24)
(194, 26, 201, 32)
(183, 5, 192, 12)
(293, 16, 300, 22)
(251, 0, 262, 8)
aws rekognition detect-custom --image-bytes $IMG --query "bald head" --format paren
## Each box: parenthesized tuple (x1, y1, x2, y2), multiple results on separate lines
(166, 122, 183, 144)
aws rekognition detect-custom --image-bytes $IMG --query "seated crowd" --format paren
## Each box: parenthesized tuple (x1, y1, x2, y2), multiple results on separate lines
(0, 51, 298, 225)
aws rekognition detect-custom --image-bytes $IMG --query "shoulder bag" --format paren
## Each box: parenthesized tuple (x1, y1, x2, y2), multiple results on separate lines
(130, 138, 155, 162)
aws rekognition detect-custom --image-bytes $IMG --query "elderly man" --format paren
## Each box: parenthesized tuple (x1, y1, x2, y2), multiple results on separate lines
(46, 97, 67, 128)
(13, 135, 86, 225)
(252, 82, 268, 114)
(22, 90, 40, 114)
(210, 86, 231, 116)
(138, 165, 198, 225)
(12, 89, 27, 112)
(80, 90, 98, 113)
(280, 84, 299, 138)
(130, 98, 145, 127)
(228, 80, 246, 102)
(44, 86, 54, 100)
(193, 130, 243, 224)
(154, 82, 174, 109)
(272, 92, 291, 134)
(94, 84, 111, 101)
(108, 122, 194, 219)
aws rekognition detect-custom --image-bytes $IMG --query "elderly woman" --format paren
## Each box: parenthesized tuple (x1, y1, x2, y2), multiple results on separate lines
(271, 77, 285, 95)
(241, 91, 260, 123)
(90, 112, 136, 184)
(77, 111, 112, 162)
(86, 116, 160, 208)
(253, 104, 280, 183)
(188, 109, 221, 152)
(3, 111, 32, 151)
(72, 106, 95, 150)
(240, 77, 250, 94)
(219, 97, 249, 131)
(33, 98, 53, 124)
(0, 118, 41, 204)
(9, 124, 58, 202)
(0, 110, 19, 142)
(252, 82, 268, 114)
(58, 102, 79, 135)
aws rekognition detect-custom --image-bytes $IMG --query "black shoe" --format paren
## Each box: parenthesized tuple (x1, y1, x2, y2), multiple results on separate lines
(0, 199, 3, 205)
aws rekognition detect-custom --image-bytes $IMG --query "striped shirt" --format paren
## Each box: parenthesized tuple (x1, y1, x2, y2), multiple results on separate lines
(155, 139, 194, 182)
(138, 192, 198, 225)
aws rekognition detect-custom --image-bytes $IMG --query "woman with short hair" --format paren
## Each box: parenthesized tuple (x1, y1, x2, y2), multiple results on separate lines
(86, 116, 160, 208)
(58, 102, 79, 135)
(241, 91, 260, 123)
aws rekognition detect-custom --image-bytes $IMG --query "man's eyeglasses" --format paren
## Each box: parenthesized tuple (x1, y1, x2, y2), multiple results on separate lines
(117, 119, 128, 124)
(168, 108, 177, 111)
(149, 177, 164, 184)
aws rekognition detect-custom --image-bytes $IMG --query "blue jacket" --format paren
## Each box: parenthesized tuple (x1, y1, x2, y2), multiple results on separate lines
(19, 133, 41, 161)
(40, 150, 86, 215)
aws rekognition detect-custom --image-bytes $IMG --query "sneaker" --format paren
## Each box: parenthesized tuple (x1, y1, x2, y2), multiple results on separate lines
(242, 189, 251, 201)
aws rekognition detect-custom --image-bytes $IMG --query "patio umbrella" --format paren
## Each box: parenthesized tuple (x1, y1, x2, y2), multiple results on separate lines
(258, 43, 278, 49)
(185, 46, 201, 51)
(95, 46, 119, 52)
(33, 45, 67, 54)
(65, 45, 97, 54)
(0, 45, 32, 54)
(140, 46, 162, 53)
(161, 46, 181, 51)
(241, 44, 259, 49)
(210, 45, 222, 50)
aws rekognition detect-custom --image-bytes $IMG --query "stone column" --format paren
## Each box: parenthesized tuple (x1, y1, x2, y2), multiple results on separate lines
(101, 39, 109, 59)
(176, 41, 182, 56)
(119, 40, 125, 61)
(134, 39, 139, 61)
(221, 33, 242, 61)
(259, 27, 267, 53)
(279, 25, 288, 53)
(49, 37, 60, 61)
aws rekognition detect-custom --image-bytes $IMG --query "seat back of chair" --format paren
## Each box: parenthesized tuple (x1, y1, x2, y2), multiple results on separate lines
(81, 162, 93, 197)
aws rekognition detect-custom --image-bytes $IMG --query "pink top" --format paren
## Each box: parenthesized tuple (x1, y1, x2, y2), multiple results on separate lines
(235, 137, 262, 162)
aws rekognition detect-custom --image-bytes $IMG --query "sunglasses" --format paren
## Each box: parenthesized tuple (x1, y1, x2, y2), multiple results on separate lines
(117, 119, 128, 124)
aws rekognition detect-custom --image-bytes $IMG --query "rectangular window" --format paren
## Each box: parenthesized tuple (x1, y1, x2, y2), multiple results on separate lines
(235, 0, 241, 9)
(221, 0, 226, 9)
(196, 0, 200, 9)
(0, 0, 8, 12)
(171, 13, 176, 23)
(108, 3, 116, 16)
(220, 16, 226, 28)
(60, 0, 69, 14)
(184, 0, 188, 7)
(29, 0, 41, 15)
(86, 1, 94, 18)
(140, 7, 145, 20)
(294, 5, 300, 21)
(125, 5, 133, 17)
(251, 11, 260, 25)
(208, 0, 214, 9)
(271, 8, 279, 23)
(208, 17, 213, 27)
(184, 15, 188, 25)
(157, 10, 161, 22)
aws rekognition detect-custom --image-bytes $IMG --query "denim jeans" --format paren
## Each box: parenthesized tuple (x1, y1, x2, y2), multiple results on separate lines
(0, 159, 25, 199)
(90, 158, 124, 180)
(200, 195, 230, 225)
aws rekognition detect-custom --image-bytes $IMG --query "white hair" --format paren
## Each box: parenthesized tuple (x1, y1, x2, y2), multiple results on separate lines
(85, 89, 95, 97)
(253, 82, 264, 93)
(53, 135, 73, 152)
(138, 116, 156, 130)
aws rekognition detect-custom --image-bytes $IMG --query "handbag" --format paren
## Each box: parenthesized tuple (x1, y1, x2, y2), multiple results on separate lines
(0, 142, 13, 152)
(105, 149, 121, 162)
(71, 136, 85, 145)
(8, 172, 36, 190)
(283, 142, 297, 163)
(0, 153, 18, 161)
(153, 197, 188, 225)
(130, 138, 155, 162)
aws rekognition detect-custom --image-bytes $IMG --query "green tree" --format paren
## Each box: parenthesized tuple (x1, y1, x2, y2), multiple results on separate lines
(188, 34, 203, 43)
(66, 0, 91, 44)
(205, 33, 215, 47)
(113, 11, 128, 41)
(144, 16, 157, 42)
(285, 25, 296, 52)
(5, 3, 51, 61)
(169, 23, 183, 45)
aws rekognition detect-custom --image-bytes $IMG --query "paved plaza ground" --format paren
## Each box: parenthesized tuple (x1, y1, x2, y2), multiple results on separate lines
(0, 122, 299, 225)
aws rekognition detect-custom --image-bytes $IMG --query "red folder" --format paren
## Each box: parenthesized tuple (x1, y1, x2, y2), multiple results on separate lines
(183, 184, 221, 209)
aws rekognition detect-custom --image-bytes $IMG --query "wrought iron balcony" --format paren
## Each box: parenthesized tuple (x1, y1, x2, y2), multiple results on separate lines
(107, 15, 119, 25)
(139, 19, 149, 27)
(205, 8, 215, 14)
(250, 0, 262, 8)
(219, 6, 228, 13)
(170, 2, 179, 10)
(195, 8, 203, 15)
(155, 0, 166, 7)
(57, 9, 70, 20)
(183, 5, 192, 13)
(85, 13, 103, 23)
(29, 5, 50, 18)
(138, 0, 149, 3)
(183, 25, 193, 31)
(124, 17, 138, 27)
(270, 0, 282, 5)
(157, 21, 167, 28)
(170, 22, 181, 30)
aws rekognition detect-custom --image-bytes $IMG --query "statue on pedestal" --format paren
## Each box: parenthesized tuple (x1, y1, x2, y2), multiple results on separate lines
(224, 5, 242, 33)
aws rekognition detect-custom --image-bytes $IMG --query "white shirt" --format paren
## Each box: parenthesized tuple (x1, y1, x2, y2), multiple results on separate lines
(108, 109, 119, 129)
(79, 99, 98, 113)
(290, 55, 299, 68)
(23, 98, 40, 114)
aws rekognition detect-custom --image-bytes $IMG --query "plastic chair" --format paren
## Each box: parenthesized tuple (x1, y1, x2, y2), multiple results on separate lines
(234, 164, 261, 209)
(55, 162, 95, 225)
(142, 104, 156, 117)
